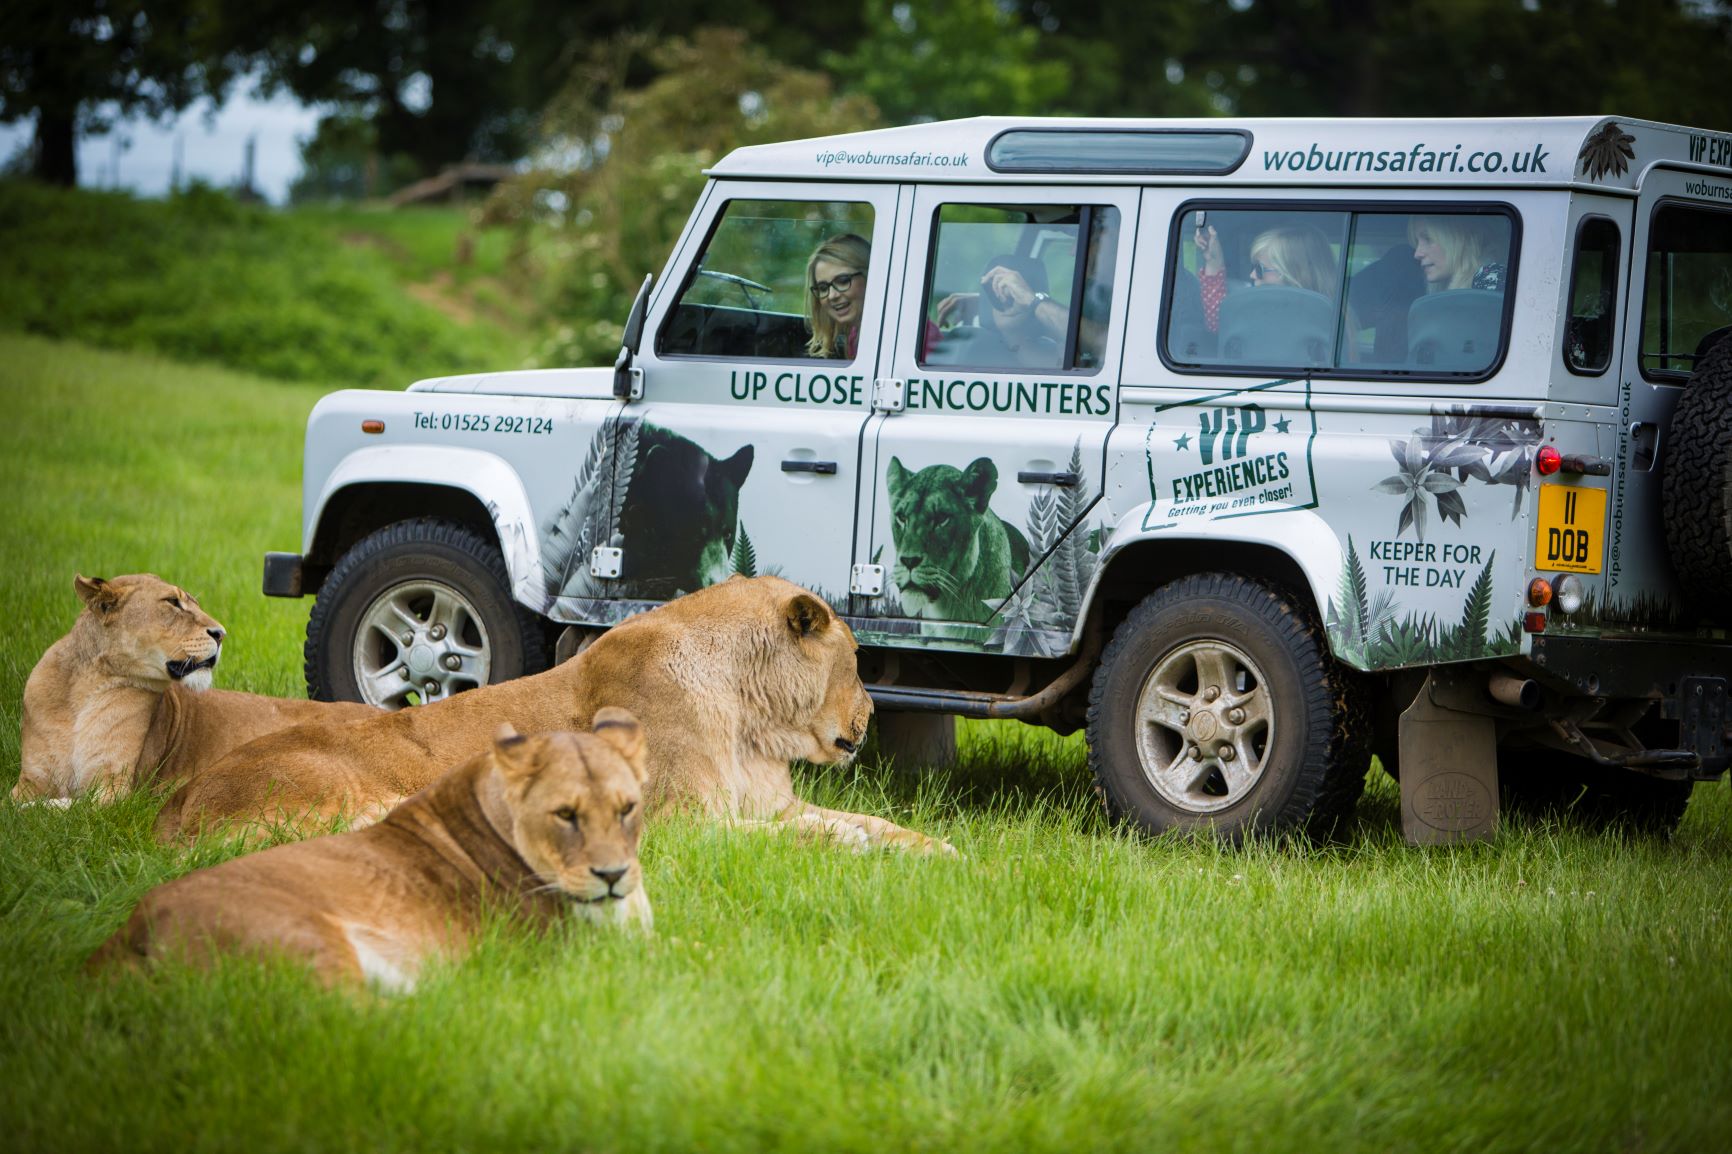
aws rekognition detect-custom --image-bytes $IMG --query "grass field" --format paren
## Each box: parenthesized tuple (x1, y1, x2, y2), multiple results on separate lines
(3, 332, 1731, 1153)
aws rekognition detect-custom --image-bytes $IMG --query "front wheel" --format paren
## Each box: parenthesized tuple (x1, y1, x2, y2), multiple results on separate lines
(305, 517, 551, 708)
(1087, 574, 1366, 840)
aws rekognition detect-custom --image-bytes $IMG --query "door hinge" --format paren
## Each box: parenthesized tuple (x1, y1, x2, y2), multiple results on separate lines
(589, 546, 623, 579)
(850, 563, 885, 596)
(871, 377, 905, 413)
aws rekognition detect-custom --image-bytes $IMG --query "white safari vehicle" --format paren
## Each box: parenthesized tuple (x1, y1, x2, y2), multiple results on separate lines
(268, 115, 1732, 843)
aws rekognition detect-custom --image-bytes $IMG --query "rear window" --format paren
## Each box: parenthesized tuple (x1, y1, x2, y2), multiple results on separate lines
(1639, 201, 1732, 380)
(1163, 204, 1517, 379)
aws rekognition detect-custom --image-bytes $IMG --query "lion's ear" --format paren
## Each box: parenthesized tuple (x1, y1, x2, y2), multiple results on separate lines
(75, 575, 122, 616)
(962, 458, 999, 513)
(490, 724, 530, 774)
(592, 707, 647, 779)
(784, 591, 833, 639)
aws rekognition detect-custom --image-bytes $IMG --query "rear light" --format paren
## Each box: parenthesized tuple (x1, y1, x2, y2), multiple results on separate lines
(1526, 578, 1553, 607)
(361, 420, 386, 434)
(1551, 574, 1585, 614)
(1535, 445, 1562, 475)
(1522, 611, 1548, 633)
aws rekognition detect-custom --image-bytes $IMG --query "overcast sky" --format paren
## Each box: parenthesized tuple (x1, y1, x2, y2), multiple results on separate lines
(0, 82, 322, 204)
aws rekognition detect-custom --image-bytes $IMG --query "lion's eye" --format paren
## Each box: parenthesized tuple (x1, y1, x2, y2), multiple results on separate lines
(619, 801, 637, 820)
(163, 597, 183, 611)
(554, 806, 578, 823)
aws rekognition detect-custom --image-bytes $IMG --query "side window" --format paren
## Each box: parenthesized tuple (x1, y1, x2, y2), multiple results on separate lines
(1565, 217, 1621, 375)
(1165, 205, 1515, 377)
(658, 199, 874, 361)
(1640, 202, 1732, 381)
(920, 204, 1119, 372)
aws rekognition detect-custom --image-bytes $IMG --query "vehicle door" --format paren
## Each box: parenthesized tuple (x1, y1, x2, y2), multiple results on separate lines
(1609, 170, 1732, 629)
(857, 184, 1137, 658)
(602, 182, 900, 614)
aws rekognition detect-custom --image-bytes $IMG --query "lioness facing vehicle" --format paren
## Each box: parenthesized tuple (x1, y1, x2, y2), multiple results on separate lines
(157, 576, 952, 854)
(92, 717, 651, 991)
(14, 574, 374, 804)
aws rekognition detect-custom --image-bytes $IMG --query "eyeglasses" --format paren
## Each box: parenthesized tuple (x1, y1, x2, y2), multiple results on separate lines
(810, 271, 862, 297)
(1249, 260, 1283, 282)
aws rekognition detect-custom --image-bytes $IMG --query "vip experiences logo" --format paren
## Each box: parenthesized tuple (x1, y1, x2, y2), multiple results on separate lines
(1142, 390, 1318, 530)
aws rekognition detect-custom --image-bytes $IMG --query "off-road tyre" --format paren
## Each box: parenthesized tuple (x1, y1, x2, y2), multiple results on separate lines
(1662, 337, 1732, 611)
(1086, 574, 1367, 842)
(1499, 751, 1693, 837)
(305, 517, 550, 708)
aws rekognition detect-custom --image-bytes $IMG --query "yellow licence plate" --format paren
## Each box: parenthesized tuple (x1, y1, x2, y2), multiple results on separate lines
(1535, 484, 1607, 574)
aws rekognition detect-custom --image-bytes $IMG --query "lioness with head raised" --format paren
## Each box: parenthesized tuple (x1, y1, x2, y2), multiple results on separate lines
(14, 574, 375, 804)
(157, 575, 951, 854)
(92, 716, 650, 991)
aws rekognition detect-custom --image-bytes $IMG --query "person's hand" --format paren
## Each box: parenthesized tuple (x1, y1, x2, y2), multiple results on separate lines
(936, 292, 980, 328)
(980, 265, 1037, 316)
(1195, 224, 1224, 275)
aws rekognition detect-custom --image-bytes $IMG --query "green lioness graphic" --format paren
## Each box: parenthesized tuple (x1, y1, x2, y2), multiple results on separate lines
(887, 456, 1031, 622)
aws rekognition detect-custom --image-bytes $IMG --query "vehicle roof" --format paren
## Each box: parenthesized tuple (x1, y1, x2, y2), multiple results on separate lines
(708, 115, 1732, 192)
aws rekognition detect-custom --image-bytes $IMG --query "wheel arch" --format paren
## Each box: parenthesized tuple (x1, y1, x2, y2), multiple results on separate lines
(1080, 510, 1346, 662)
(304, 446, 544, 605)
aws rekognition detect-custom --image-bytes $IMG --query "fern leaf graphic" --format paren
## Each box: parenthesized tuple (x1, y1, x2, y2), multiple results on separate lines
(1335, 536, 1370, 650)
(603, 418, 641, 548)
(542, 422, 617, 599)
(732, 523, 758, 577)
(1457, 550, 1495, 657)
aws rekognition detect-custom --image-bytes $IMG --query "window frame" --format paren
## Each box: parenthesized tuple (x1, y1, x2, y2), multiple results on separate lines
(1156, 197, 1523, 384)
(914, 199, 1122, 377)
(1636, 196, 1732, 385)
(1563, 213, 1622, 378)
(653, 194, 880, 365)
(985, 127, 1252, 176)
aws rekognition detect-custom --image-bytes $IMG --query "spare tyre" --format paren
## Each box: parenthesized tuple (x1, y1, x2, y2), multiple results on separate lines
(1662, 334, 1732, 609)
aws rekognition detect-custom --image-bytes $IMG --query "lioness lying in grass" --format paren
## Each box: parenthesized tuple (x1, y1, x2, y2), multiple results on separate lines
(14, 574, 374, 804)
(91, 716, 650, 991)
(156, 576, 953, 855)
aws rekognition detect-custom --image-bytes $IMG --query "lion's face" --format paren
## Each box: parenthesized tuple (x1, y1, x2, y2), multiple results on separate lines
(491, 712, 649, 917)
(76, 574, 226, 689)
(886, 457, 998, 616)
(778, 589, 873, 766)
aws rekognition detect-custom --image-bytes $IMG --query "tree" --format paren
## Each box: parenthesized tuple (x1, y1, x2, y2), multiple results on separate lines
(825, 0, 1070, 124)
(487, 26, 881, 365)
(0, 0, 250, 185)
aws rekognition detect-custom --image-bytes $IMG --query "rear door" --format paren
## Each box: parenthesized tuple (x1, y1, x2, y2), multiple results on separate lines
(1608, 170, 1732, 629)
(855, 183, 1137, 658)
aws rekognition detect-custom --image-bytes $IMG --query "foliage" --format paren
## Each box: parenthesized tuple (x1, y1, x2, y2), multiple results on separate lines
(287, 114, 419, 203)
(487, 27, 880, 368)
(0, 180, 526, 386)
(825, 0, 1070, 125)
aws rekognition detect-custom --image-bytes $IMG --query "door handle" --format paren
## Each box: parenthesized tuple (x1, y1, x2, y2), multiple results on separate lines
(781, 459, 838, 475)
(1018, 470, 1080, 486)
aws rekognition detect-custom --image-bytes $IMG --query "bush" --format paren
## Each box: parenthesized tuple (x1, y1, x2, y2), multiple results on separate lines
(0, 181, 522, 387)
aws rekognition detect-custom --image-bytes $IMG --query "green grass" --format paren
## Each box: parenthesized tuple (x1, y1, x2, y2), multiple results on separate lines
(3, 332, 1731, 1152)
(0, 182, 531, 390)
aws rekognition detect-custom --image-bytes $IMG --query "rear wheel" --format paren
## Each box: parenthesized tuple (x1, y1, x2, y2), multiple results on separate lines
(305, 517, 550, 708)
(1087, 574, 1366, 840)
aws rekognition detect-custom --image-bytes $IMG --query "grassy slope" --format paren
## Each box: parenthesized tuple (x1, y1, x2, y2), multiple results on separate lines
(0, 183, 530, 390)
(2, 333, 1731, 1153)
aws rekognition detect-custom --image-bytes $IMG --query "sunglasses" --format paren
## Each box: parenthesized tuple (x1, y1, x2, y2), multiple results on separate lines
(1249, 260, 1283, 281)
(810, 271, 862, 297)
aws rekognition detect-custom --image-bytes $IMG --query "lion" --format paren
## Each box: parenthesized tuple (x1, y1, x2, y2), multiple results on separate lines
(155, 575, 952, 855)
(91, 716, 651, 992)
(887, 457, 1030, 622)
(14, 574, 375, 804)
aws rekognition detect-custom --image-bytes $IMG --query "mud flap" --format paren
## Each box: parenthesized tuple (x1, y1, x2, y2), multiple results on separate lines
(1399, 672, 1500, 844)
